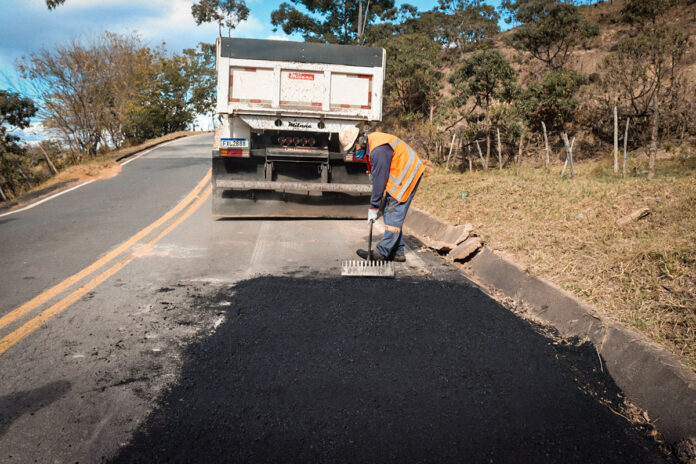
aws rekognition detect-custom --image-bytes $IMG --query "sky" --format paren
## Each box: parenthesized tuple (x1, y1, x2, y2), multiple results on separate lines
(0, 0, 502, 134)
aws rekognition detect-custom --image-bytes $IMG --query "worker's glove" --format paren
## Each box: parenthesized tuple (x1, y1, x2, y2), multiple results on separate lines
(368, 173, 374, 183)
(367, 208, 379, 223)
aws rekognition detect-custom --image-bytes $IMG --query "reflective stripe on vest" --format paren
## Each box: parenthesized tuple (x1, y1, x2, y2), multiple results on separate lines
(387, 138, 418, 199)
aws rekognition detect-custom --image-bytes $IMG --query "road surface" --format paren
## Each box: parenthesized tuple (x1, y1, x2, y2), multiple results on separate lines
(0, 134, 674, 463)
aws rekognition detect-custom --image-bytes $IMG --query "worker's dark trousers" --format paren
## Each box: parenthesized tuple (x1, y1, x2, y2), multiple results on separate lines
(376, 178, 420, 258)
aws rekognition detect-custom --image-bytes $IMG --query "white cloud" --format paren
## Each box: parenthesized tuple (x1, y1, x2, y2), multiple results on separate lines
(12, 121, 60, 143)
(121, 1, 268, 52)
(265, 34, 290, 41)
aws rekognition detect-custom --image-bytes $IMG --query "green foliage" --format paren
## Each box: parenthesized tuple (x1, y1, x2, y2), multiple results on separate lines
(45, 0, 65, 9)
(271, 0, 395, 44)
(378, 33, 442, 117)
(503, 0, 598, 69)
(437, 0, 500, 54)
(450, 48, 517, 112)
(364, 4, 423, 44)
(519, 67, 584, 131)
(604, 28, 687, 117)
(191, 0, 249, 37)
(0, 90, 37, 155)
(182, 42, 217, 119)
(601, 25, 688, 149)
(123, 54, 196, 143)
(17, 32, 208, 153)
(621, 0, 677, 25)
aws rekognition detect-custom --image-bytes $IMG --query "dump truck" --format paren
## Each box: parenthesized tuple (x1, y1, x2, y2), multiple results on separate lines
(212, 38, 386, 218)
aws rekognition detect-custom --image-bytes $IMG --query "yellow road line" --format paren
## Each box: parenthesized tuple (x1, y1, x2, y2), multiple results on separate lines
(0, 184, 212, 356)
(0, 170, 211, 332)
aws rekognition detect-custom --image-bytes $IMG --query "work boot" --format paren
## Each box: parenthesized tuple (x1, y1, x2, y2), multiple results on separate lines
(356, 249, 386, 261)
(392, 253, 406, 262)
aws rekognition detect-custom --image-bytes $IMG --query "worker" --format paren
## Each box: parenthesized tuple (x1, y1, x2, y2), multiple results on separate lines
(340, 127, 425, 262)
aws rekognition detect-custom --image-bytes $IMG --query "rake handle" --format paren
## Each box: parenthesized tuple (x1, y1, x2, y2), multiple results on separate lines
(368, 219, 374, 261)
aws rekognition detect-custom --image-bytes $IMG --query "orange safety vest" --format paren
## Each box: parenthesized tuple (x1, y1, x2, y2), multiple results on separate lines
(367, 132, 425, 203)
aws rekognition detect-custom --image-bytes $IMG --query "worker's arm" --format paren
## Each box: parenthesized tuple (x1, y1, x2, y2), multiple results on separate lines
(369, 144, 394, 210)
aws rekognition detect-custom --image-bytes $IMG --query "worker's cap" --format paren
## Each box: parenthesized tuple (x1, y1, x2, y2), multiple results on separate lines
(339, 126, 360, 152)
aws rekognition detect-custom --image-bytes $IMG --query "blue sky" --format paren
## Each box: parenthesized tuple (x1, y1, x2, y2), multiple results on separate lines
(0, 0, 466, 91)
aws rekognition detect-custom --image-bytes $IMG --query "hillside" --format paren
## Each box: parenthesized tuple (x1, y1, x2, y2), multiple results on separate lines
(380, 0, 696, 168)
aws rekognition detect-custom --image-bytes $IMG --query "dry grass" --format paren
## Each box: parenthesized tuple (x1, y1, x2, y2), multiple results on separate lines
(415, 155, 696, 369)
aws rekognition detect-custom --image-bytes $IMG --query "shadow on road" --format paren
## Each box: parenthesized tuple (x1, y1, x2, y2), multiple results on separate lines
(0, 380, 71, 438)
(112, 276, 672, 463)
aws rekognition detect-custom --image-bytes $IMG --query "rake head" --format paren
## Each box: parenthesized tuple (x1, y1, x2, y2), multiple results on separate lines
(341, 259, 395, 278)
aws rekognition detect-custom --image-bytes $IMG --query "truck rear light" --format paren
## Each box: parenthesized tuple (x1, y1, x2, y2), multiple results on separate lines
(221, 148, 243, 157)
(293, 137, 300, 145)
(278, 136, 286, 145)
(308, 137, 315, 146)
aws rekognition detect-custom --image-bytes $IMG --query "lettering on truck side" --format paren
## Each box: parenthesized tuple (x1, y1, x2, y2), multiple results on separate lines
(289, 72, 315, 81)
(288, 122, 312, 129)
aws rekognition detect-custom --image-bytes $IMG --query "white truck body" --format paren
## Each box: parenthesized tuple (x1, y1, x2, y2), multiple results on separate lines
(212, 38, 386, 218)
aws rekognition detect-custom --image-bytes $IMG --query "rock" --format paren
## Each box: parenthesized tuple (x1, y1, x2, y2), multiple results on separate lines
(448, 237, 483, 262)
(617, 207, 650, 226)
(405, 209, 474, 252)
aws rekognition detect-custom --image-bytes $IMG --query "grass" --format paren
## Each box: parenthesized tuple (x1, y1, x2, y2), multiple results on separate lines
(415, 155, 696, 369)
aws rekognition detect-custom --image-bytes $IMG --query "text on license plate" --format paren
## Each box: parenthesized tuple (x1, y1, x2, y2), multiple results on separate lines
(221, 138, 249, 148)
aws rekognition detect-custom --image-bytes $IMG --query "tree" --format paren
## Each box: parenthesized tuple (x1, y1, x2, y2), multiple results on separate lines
(45, 0, 65, 9)
(603, 0, 686, 178)
(449, 48, 517, 167)
(378, 33, 442, 118)
(16, 32, 206, 155)
(521, 67, 584, 132)
(0, 90, 38, 200)
(191, 0, 249, 37)
(437, 0, 500, 55)
(502, 0, 598, 70)
(182, 43, 217, 121)
(271, 0, 395, 44)
(450, 48, 517, 116)
(0, 90, 37, 155)
(17, 32, 151, 157)
(123, 53, 197, 143)
(621, 0, 677, 26)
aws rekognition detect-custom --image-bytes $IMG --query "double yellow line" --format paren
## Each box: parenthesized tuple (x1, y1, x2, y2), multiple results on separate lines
(0, 169, 213, 356)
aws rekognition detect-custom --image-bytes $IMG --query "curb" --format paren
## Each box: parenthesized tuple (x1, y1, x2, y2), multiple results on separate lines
(404, 207, 696, 446)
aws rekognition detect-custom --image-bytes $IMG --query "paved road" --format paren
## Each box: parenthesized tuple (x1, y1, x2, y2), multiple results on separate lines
(0, 135, 674, 463)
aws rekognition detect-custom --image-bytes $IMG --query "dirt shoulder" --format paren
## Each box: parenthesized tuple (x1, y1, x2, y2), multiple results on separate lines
(0, 131, 206, 214)
(414, 156, 696, 370)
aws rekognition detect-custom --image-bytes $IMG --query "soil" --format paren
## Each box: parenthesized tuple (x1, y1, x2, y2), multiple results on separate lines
(111, 275, 675, 463)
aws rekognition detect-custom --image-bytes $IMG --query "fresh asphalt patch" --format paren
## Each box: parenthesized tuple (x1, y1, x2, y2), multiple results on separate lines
(112, 275, 674, 463)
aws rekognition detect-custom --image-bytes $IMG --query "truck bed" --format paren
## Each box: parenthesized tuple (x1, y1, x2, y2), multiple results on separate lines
(216, 38, 385, 122)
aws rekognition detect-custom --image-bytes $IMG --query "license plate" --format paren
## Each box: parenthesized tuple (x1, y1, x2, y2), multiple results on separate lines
(221, 138, 249, 149)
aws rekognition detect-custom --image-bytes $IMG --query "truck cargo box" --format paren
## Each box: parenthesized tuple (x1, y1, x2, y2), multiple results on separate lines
(212, 38, 386, 218)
